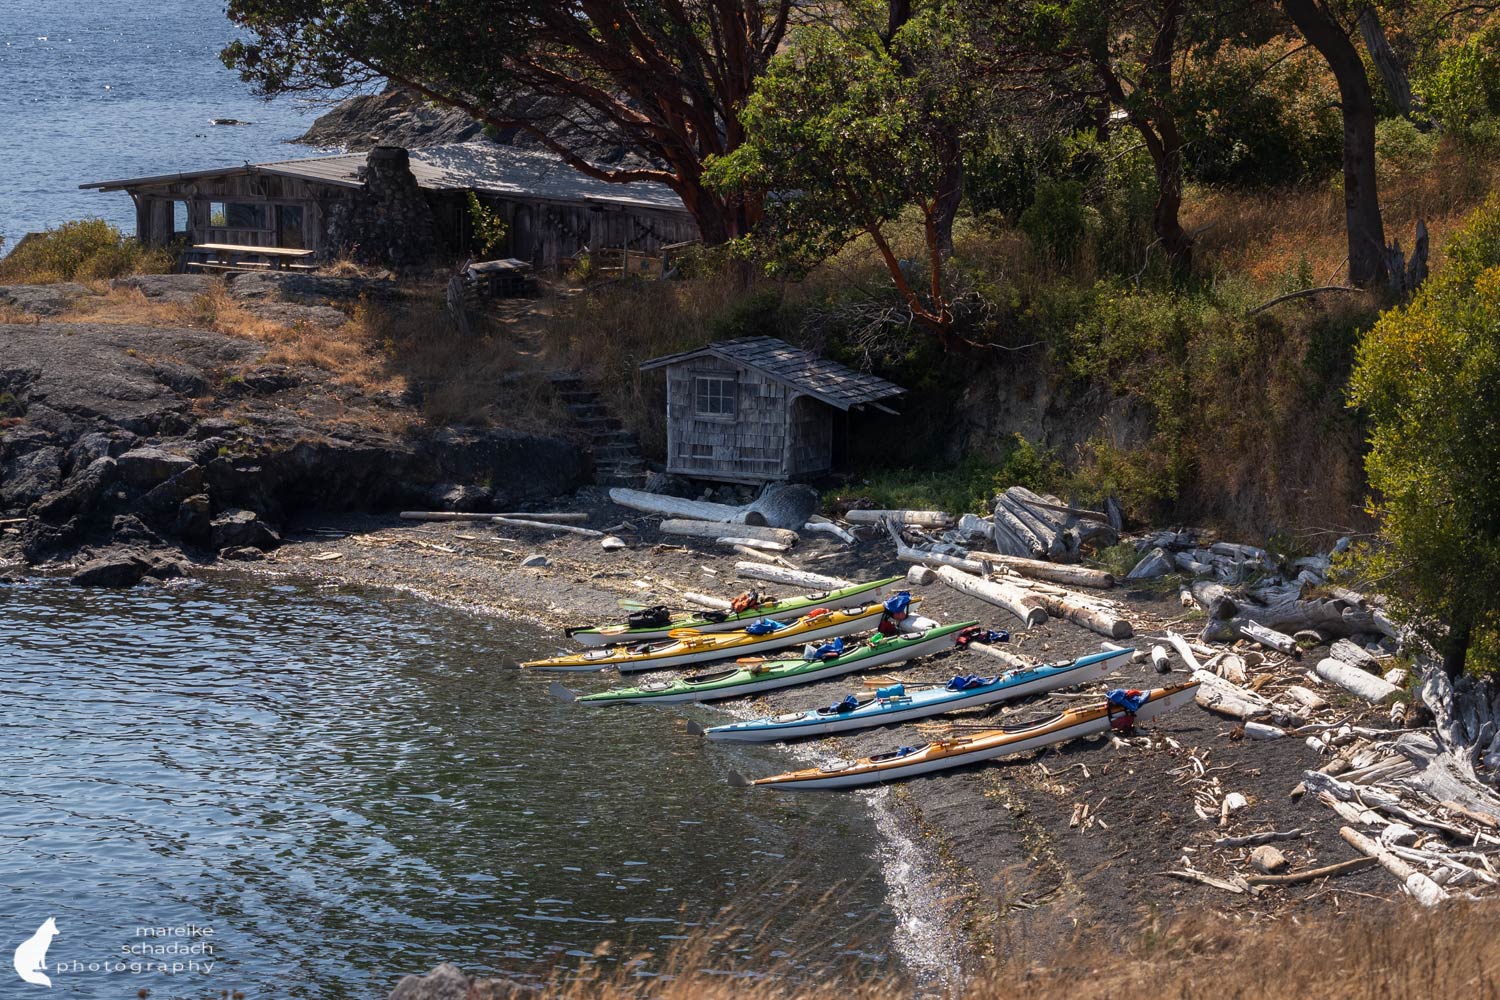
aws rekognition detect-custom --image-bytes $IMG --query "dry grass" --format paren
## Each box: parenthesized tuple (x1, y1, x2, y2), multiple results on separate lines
(498, 898, 1500, 999)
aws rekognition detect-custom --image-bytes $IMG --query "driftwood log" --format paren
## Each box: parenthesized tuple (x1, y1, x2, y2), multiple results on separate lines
(970, 552, 1115, 589)
(843, 509, 954, 528)
(1339, 826, 1448, 906)
(732, 563, 853, 591)
(608, 488, 744, 522)
(1314, 657, 1401, 703)
(966, 641, 1033, 671)
(659, 519, 799, 546)
(935, 566, 1048, 627)
(491, 516, 604, 538)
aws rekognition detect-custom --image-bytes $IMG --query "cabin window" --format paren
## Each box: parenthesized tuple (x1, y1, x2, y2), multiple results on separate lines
(693, 375, 736, 418)
(209, 202, 269, 230)
(276, 205, 306, 249)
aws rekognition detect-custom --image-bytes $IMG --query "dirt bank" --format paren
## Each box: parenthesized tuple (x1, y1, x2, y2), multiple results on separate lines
(227, 489, 1401, 968)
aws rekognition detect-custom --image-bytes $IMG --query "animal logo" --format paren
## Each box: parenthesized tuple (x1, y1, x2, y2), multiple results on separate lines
(13, 918, 58, 987)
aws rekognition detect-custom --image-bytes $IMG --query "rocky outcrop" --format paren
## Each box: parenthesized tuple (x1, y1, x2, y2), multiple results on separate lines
(69, 549, 185, 588)
(112, 273, 219, 305)
(0, 283, 91, 317)
(388, 964, 536, 1000)
(0, 299, 588, 569)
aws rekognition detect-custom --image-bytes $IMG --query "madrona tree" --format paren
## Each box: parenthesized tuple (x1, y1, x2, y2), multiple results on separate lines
(221, 1, 793, 245)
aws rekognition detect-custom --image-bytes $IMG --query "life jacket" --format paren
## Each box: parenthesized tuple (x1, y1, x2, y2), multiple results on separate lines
(1106, 688, 1148, 730)
(730, 590, 762, 613)
(627, 605, 672, 629)
(955, 626, 1011, 647)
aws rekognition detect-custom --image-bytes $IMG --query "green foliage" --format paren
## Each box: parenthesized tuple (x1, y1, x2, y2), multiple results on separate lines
(466, 192, 508, 259)
(1177, 45, 1343, 188)
(1020, 178, 1091, 266)
(1375, 118, 1440, 185)
(1347, 195, 1500, 673)
(1420, 25, 1500, 143)
(834, 437, 1062, 515)
(0, 219, 170, 283)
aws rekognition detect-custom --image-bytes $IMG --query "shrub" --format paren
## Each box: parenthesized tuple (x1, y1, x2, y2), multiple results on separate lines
(1375, 117, 1441, 185)
(465, 193, 508, 259)
(1019, 178, 1092, 266)
(1421, 25, 1500, 143)
(1347, 194, 1500, 674)
(0, 218, 170, 283)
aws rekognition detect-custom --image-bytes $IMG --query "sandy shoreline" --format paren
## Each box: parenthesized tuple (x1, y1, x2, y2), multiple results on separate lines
(170, 487, 1406, 972)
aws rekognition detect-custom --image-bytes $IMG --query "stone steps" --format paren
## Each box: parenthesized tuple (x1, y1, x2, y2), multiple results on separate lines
(555, 375, 650, 487)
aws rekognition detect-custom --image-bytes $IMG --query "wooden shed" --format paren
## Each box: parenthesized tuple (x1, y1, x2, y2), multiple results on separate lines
(80, 141, 699, 270)
(641, 336, 905, 483)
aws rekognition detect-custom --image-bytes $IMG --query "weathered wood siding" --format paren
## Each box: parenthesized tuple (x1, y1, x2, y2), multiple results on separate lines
(126, 174, 324, 251)
(785, 393, 834, 477)
(662, 360, 836, 482)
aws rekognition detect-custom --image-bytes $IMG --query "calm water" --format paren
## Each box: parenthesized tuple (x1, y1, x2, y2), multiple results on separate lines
(0, 1, 325, 246)
(0, 579, 902, 999)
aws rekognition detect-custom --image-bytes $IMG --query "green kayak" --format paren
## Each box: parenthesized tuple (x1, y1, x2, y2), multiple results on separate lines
(564, 576, 904, 647)
(553, 620, 976, 706)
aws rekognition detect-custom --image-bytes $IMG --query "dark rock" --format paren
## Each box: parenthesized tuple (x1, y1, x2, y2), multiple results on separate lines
(65, 432, 121, 472)
(70, 551, 149, 588)
(240, 365, 305, 394)
(426, 482, 492, 513)
(211, 508, 281, 551)
(641, 471, 693, 497)
(2, 445, 63, 508)
(0, 572, 23, 584)
(149, 359, 212, 397)
(174, 494, 213, 546)
(117, 447, 197, 489)
(0, 283, 94, 317)
(111, 273, 218, 305)
(32, 456, 116, 523)
(219, 545, 266, 561)
(21, 518, 80, 563)
(111, 514, 162, 547)
(139, 553, 187, 579)
(243, 302, 349, 330)
(139, 466, 205, 512)
(227, 270, 398, 304)
(194, 418, 240, 439)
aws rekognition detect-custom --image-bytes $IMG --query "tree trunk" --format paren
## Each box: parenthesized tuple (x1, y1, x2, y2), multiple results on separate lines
(933, 130, 965, 258)
(1357, 5, 1413, 117)
(1150, 120, 1192, 277)
(1444, 619, 1472, 679)
(1281, 0, 1388, 287)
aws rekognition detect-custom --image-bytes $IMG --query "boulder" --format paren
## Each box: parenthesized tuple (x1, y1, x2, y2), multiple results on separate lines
(0, 282, 93, 317)
(244, 302, 350, 330)
(32, 456, 116, 523)
(139, 465, 207, 512)
(65, 432, 120, 471)
(1126, 546, 1174, 580)
(239, 364, 305, 394)
(520, 553, 549, 568)
(70, 551, 148, 588)
(111, 273, 219, 305)
(426, 482, 492, 513)
(2, 446, 64, 509)
(211, 508, 281, 551)
(117, 447, 197, 489)
(220, 546, 266, 561)
(388, 964, 472, 1000)
(173, 494, 213, 547)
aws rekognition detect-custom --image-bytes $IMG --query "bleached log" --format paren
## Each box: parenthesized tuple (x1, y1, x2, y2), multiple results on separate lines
(998, 494, 1065, 559)
(1315, 657, 1400, 703)
(965, 641, 1033, 671)
(969, 552, 1115, 589)
(1244, 721, 1286, 740)
(1286, 685, 1329, 711)
(715, 536, 790, 553)
(401, 511, 498, 522)
(660, 519, 799, 545)
(894, 545, 986, 575)
(906, 565, 938, 586)
(803, 519, 855, 544)
(1339, 826, 1449, 906)
(1202, 617, 1301, 657)
(1244, 857, 1375, 886)
(732, 563, 852, 591)
(608, 487, 745, 521)
(1151, 645, 1174, 674)
(731, 544, 777, 562)
(491, 516, 604, 538)
(1175, 551, 1215, 576)
(1021, 589, 1133, 639)
(935, 566, 1048, 627)
(1005, 487, 1110, 525)
(1192, 669, 1273, 720)
(1330, 638, 1385, 673)
(1165, 631, 1207, 673)
(683, 592, 733, 611)
(843, 509, 954, 528)
(991, 503, 1046, 558)
(1214, 828, 1307, 848)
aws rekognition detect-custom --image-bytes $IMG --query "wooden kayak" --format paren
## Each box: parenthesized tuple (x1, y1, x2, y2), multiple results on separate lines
(554, 621, 976, 706)
(521, 598, 921, 673)
(565, 576, 904, 646)
(698, 645, 1132, 742)
(730, 682, 1200, 790)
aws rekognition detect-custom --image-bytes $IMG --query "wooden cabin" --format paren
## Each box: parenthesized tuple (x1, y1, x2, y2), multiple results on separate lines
(641, 337, 905, 483)
(80, 142, 699, 270)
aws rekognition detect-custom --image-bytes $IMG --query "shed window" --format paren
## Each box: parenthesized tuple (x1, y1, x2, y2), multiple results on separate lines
(209, 202, 269, 230)
(694, 375, 736, 418)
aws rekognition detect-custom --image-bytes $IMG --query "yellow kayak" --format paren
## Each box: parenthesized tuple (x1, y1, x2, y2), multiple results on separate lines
(520, 598, 922, 674)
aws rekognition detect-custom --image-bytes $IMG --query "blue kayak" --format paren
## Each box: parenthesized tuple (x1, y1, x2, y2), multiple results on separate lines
(695, 645, 1133, 743)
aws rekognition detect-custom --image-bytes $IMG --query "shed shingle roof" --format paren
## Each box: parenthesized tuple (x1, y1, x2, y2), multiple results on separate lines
(641, 336, 905, 413)
(81, 142, 690, 215)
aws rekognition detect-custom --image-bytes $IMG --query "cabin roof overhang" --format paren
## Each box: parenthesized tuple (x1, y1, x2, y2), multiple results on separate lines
(642, 336, 905, 415)
(80, 142, 693, 216)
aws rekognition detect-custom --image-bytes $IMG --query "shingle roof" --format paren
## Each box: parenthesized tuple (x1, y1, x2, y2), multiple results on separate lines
(641, 336, 905, 413)
(81, 142, 690, 215)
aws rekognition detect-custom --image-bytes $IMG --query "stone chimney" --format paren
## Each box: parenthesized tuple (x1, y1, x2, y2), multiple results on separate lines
(324, 145, 438, 267)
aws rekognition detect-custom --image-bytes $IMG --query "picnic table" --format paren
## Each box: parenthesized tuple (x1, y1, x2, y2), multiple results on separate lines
(186, 243, 317, 273)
